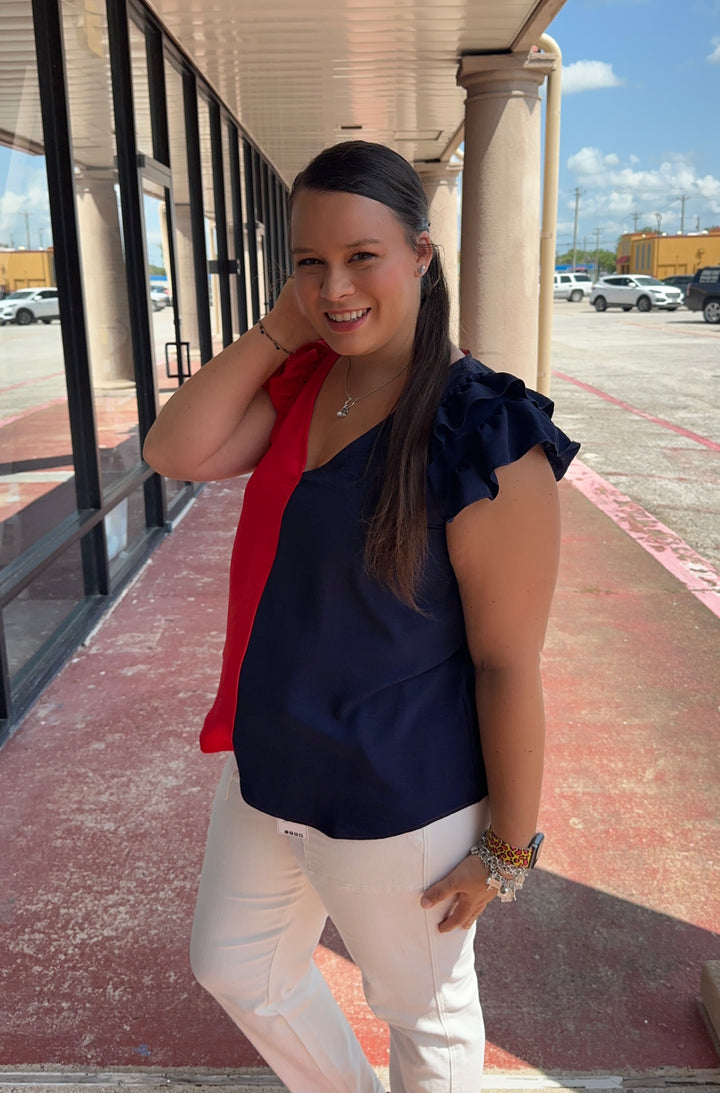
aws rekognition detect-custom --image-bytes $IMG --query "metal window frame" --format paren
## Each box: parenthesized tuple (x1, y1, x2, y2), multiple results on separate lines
(228, 123, 250, 335)
(209, 98, 233, 348)
(243, 140, 261, 323)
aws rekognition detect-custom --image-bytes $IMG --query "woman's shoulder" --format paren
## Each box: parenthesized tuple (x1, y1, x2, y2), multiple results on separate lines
(427, 354, 580, 521)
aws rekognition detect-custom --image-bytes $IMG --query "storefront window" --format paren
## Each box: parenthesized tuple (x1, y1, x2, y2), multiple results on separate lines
(3, 539, 85, 677)
(61, 0, 143, 502)
(165, 56, 201, 374)
(222, 122, 241, 339)
(198, 97, 223, 356)
(0, 0, 76, 571)
(129, 19, 153, 159)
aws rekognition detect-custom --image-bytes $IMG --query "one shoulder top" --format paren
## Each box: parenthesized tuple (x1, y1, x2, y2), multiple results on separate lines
(200, 342, 579, 839)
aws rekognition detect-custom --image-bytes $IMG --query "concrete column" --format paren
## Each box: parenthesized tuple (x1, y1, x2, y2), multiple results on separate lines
(173, 203, 200, 351)
(414, 161, 462, 343)
(457, 52, 553, 385)
(76, 172, 135, 386)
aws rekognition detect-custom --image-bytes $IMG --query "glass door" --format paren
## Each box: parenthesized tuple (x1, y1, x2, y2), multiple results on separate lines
(138, 160, 192, 514)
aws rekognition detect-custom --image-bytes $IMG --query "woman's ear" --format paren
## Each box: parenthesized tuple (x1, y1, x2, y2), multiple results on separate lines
(416, 232, 433, 275)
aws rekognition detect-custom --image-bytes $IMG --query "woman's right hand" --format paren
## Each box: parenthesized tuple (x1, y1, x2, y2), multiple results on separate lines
(143, 276, 320, 483)
(265, 275, 320, 352)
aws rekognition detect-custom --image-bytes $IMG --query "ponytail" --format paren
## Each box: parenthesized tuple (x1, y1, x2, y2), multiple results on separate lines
(364, 246, 452, 609)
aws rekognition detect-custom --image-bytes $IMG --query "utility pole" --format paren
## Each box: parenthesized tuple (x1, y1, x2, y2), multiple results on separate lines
(696, 216, 701, 231)
(571, 187, 581, 272)
(680, 194, 688, 234)
(594, 227, 602, 277)
(654, 212, 662, 233)
(632, 211, 639, 232)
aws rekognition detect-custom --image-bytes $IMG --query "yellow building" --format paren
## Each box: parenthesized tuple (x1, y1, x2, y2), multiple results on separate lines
(0, 248, 56, 295)
(617, 231, 720, 277)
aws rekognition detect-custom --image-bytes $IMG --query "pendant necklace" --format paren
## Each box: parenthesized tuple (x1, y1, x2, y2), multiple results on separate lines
(336, 357, 409, 418)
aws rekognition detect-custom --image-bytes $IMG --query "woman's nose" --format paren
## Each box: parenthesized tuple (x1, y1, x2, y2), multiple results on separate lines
(321, 265, 354, 302)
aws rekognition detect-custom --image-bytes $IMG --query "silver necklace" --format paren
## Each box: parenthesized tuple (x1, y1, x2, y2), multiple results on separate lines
(336, 357, 409, 418)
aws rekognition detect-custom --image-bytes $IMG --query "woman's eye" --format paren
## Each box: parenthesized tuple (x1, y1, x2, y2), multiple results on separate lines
(296, 257, 321, 267)
(351, 251, 376, 262)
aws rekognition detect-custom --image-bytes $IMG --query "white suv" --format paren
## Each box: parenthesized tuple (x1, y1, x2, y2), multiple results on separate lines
(553, 272, 593, 302)
(0, 287, 60, 325)
(589, 275, 683, 313)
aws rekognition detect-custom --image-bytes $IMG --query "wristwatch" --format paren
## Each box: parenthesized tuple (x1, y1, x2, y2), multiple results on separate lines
(526, 831, 544, 868)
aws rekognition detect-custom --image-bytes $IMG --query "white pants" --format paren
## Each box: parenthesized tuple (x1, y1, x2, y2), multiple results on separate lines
(190, 757, 488, 1093)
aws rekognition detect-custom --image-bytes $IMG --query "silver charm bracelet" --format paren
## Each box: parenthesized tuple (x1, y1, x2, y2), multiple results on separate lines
(468, 840, 529, 903)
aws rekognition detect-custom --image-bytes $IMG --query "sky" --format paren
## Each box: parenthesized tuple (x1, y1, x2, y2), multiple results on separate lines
(2, 0, 718, 260)
(548, 0, 720, 255)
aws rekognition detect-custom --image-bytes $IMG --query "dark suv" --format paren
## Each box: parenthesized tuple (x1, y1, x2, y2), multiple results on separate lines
(685, 267, 720, 324)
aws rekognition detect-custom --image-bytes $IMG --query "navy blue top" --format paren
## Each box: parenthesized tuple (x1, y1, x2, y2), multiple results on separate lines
(233, 356, 579, 838)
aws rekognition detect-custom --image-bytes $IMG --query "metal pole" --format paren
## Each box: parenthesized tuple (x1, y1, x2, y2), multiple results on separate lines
(536, 33, 562, 397)
(571, 187, 580, 273)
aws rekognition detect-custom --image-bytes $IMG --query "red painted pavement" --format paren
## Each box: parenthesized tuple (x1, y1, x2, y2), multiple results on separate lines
(1, 477, 719, 1073)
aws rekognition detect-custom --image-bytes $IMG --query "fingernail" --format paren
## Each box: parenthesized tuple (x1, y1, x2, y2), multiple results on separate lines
(420, 896, 431, 908)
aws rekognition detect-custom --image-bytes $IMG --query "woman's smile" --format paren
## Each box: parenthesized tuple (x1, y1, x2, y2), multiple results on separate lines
(325, 307, 371, 332)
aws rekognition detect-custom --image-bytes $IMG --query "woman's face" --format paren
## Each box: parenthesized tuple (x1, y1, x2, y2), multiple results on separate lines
(290, 188, 430, 365)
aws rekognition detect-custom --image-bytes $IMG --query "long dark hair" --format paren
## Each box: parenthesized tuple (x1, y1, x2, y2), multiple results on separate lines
(290, 141, 453, 609)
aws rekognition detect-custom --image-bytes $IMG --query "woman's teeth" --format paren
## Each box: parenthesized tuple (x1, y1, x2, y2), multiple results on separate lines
(327, 309, 369, 322)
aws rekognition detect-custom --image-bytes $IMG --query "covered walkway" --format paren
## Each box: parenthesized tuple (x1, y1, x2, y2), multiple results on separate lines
(1, 468, 719, 1083)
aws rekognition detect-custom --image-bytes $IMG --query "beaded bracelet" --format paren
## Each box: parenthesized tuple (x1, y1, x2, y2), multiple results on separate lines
(468, 834, 528, 903)
(258, 319, 291, 356)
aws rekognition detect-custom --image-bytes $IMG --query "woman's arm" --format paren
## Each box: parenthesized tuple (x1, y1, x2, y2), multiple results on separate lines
(142, 280, 319, 482)
(420, 445, 561, 930)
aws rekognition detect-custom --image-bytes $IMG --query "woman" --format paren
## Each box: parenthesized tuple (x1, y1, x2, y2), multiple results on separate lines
(143, 141, 578, 1093)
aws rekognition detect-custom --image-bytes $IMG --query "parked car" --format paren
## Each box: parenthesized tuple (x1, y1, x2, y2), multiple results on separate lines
(150, 287, 170, 311)
(589, 275, 683, 313)
(684, 267, 720, 324)
(0, 287, 60, 325)
(661, 274, 693, 300)
(553, 271, 593, 302)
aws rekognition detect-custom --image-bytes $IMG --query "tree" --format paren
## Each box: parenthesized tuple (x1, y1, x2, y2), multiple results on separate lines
(556, 247, 617, 274)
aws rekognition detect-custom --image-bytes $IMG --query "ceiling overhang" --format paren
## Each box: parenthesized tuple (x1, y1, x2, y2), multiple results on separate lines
(145, 0, 568, 181)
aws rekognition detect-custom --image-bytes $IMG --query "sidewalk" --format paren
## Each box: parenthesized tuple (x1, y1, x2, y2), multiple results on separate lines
(1, 472, 719, 1082)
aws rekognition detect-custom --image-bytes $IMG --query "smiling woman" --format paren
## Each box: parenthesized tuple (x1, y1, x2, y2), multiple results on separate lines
(143, 140, 579, 1093)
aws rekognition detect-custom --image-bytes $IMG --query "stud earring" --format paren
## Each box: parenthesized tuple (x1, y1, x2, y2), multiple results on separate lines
(418, 265, 426, 274)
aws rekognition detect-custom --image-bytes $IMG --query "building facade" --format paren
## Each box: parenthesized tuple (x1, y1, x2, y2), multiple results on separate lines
(617, 230, 720, 277)
(1, 0, 290, 742)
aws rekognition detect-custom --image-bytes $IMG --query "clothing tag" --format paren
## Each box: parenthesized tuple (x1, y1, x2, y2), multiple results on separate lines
(277, 818, 306, 840)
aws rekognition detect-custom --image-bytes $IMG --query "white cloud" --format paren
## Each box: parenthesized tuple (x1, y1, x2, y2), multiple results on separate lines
(708, 36, 720, 64)
(563, 148, 720, 241)
(563, 60, 624, 94)
(0, 161, 51, 247)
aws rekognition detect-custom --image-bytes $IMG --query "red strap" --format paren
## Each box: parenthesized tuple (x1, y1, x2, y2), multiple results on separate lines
(199, 343, 338, 752)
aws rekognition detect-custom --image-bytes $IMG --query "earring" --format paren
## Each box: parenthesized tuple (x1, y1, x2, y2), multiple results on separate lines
(418, 265, 426, 275)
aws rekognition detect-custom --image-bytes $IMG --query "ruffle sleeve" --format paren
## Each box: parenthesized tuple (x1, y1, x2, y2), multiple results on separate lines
(264, 340, 337, 438)
(427, 357, 580, 523)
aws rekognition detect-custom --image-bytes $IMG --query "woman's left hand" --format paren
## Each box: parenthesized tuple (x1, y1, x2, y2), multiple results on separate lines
(420, 854, 497, 932)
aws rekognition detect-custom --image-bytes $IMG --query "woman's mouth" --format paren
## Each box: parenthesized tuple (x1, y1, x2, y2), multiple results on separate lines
(325, 308, 370, 331)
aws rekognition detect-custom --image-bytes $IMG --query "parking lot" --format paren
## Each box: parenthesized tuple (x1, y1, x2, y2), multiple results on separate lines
(2, 301, 719, 568)
(548, 303, 720, 571)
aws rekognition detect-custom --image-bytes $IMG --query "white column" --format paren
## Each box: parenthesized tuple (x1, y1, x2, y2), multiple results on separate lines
(75, 172, 135, 386)
(173, 203, 200, 353)
(457, 52, 553, 385)
(414, 161, 462, 343)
